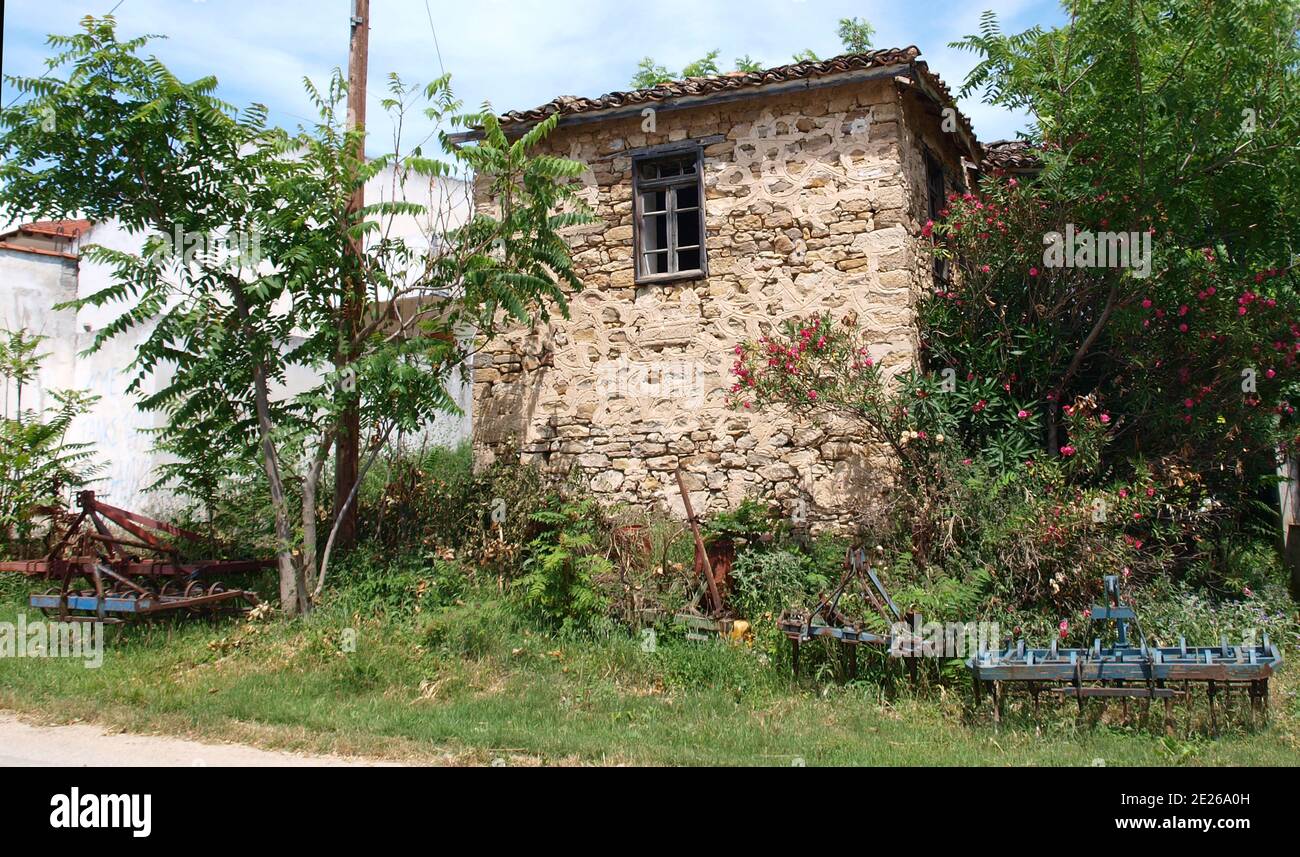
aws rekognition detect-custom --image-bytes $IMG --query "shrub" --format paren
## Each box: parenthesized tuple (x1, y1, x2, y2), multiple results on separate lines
(516, 495, 614, 633)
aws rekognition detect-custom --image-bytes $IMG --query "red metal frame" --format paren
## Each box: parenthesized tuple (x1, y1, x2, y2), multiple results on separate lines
(0, 491, 269, 620)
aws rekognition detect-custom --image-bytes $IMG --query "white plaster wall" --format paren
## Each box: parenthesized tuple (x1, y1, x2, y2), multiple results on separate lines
(1, 171, 474, 515)
(0, 248, 78, 417)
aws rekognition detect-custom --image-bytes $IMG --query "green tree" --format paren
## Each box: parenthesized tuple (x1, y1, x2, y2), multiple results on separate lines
(734, 54, 764, 73)
(0, 16, 590, 613)
(945, 0, 1300, 460)
(631, 57, 676, 88)
(0, 329, 43, 420)
(837, 16, 875, 53)
(682, 50, 722, 78)
(0, 331, 101, 542)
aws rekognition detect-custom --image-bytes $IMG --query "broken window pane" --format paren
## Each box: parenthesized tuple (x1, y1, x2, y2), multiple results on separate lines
(641, 190, 667, 215)
(644, 250, 670, 274)
(634, 149, 707, 280)
(676, 207, 700, 249)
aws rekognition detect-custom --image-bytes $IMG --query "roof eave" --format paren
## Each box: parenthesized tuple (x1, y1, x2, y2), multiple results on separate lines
(451, 62, 925, 145)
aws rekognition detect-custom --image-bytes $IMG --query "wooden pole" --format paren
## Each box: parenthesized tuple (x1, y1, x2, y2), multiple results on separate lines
(675, 467, 722, 616)
(334, 0, 370, 551)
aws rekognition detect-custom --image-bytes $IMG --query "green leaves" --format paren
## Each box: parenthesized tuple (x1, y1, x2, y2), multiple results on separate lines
(0, 338, 102, 540)
(518, 496, 613, 632)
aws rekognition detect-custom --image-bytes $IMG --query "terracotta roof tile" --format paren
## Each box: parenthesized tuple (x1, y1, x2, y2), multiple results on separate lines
(18, 219, 93, 239)
(980, 139, 1041, 172)
(498, 47, 979, 150)
(0, 241, 78, 260)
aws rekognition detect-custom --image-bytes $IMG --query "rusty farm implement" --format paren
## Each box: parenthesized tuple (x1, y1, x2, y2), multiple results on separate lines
(0, 491, 267, 622)
(968, 574, 1283, 730)
(777, 546, 922, 680)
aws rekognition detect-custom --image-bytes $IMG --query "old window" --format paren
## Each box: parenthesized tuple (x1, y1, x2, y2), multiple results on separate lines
(633, 149, 707, 283)
(924, 147, 949, 282)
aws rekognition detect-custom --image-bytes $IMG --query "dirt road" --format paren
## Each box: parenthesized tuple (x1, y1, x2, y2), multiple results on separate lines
(0, 713, 399, 766)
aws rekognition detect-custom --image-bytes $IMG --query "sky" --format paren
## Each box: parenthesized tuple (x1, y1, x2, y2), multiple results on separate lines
(1, 0, 1066, 154)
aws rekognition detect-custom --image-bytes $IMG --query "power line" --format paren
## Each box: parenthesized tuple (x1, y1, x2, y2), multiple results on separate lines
(423, 0, 447, 78)
(3, 0, 126, 109)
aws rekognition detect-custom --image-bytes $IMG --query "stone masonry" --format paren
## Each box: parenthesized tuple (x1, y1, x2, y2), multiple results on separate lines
(472, 65, 972, 527)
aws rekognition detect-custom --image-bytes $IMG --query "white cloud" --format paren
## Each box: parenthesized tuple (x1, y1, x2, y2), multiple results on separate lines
(2, 0, 1063, 149)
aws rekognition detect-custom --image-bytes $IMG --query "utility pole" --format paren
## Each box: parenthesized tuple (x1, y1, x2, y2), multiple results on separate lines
(335, 0, 369, 551)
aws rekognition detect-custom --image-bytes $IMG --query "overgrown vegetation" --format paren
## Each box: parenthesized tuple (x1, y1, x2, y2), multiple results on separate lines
(0, 330, 100, 547)
(0, 3, 1297, 765)
(3, 445, 1296, 764)
(0, 16, 590, 614)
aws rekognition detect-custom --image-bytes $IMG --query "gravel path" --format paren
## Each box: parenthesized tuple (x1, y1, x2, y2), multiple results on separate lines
(0, 712, 401, 767)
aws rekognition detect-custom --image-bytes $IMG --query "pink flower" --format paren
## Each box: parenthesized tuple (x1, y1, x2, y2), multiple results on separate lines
(1017, 409, 1029, 419)
(1146, 487, 1155, 498)
(1029, 267, 1040, 277)
(1100, 413, 1111, 424)
(980, 264, 991, 273)
(807, 390, 818, 400)
(1243, 586, 1253, 597)
(921, 220, 934, 238)
(1060, 445, 1076, 457)
(1058, 620, 1069, 639)
(1142, 298, 1153, 308)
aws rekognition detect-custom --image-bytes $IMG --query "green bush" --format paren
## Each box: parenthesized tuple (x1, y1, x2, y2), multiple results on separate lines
(516, 495, 614, 633)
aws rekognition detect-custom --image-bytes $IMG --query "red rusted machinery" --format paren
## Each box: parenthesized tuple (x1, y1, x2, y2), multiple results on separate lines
(0, 491, 267, 622)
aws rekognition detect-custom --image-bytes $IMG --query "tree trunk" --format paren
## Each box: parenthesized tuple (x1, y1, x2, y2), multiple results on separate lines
(314, 420, 393, 602)
(230, 278, 309, 615)
(252, 364, 308, 614)
(300, 433, 333, 596)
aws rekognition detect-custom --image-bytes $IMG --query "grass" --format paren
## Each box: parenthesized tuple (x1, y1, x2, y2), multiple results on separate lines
(1, 587, 1297, 766)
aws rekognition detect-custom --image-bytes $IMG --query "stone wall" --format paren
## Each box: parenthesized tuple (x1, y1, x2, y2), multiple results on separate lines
(472, 76, 968, 527)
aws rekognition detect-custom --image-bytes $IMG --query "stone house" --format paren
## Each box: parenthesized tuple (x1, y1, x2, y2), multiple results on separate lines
(466, 47, 992, 526)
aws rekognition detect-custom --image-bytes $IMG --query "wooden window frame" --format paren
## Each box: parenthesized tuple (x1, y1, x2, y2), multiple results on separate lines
(633, 145, 708, 285)
(924, 146, 949, 283)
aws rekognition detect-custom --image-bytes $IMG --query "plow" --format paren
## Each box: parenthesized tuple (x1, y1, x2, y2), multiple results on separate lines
(777, 546, 922, 680)
(968, 574, 1282, 730)
(0, 491, 267, 623)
